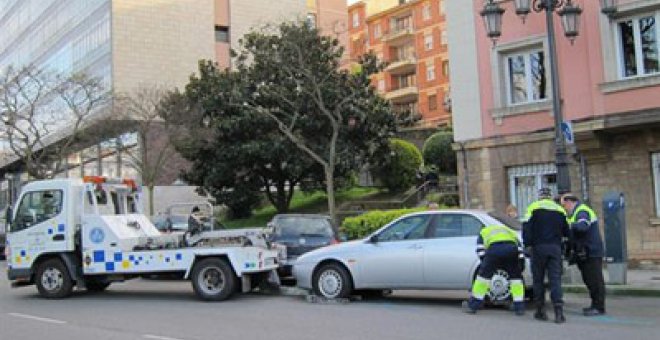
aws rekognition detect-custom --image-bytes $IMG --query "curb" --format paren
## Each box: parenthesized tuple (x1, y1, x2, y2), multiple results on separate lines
(563, 285, 660, 297)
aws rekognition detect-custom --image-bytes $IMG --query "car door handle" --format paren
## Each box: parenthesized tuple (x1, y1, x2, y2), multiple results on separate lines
(407, 244, 423, 250)
(52, 234, 65, 241)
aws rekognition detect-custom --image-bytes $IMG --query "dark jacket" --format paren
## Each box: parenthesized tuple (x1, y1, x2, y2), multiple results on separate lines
(569, 202, 604, 258)
(522, 199, 570, 247)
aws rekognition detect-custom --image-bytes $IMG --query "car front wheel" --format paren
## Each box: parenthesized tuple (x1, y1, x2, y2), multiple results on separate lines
(312, 263, 353, 299)
(35, 258, 73, 299)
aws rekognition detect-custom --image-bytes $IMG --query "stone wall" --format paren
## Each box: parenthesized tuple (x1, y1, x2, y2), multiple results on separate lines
(580, 129, 660, 260)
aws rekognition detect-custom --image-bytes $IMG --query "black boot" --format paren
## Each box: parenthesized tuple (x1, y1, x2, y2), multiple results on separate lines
(554, 305, 566, 324)
(534, 305, 548, 321)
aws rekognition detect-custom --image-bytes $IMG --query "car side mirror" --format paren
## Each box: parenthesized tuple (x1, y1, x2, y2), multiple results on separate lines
(368, 234, 379, 243)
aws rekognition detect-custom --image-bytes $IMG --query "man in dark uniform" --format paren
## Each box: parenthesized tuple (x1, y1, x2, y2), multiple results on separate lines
(523, 188, 570, 323)
(463, 224, 525, 316)
(561, 193, 606, 316)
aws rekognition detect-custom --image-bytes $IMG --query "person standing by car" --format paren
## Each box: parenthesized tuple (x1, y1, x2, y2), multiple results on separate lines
(523, 188, 570, 323)
(560, 193, 606, 316)
(463, 224, 525, 316)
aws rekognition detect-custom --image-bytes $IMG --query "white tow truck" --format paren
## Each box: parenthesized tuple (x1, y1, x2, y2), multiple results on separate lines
(5, 176, 282, 301)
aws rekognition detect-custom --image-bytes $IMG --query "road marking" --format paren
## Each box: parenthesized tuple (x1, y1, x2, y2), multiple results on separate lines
(8, 312, 67, 325)
(143, 334, 186, 340)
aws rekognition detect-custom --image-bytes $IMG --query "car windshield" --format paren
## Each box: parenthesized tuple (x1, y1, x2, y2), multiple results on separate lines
(487, 212, 522, 230)
(273, 217, 333, 238)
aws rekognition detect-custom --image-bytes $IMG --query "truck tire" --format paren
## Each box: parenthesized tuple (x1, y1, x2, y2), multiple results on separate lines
(191, 258, 237, 301)
(85, 279, 111, 292)
(35, 258, 74, 299)
(312, 263, 353, 299)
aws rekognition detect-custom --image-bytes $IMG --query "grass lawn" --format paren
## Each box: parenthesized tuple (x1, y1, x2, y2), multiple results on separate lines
(223, 187, 382, 229)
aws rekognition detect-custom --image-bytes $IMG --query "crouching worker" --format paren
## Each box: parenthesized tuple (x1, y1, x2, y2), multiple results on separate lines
(463, 224, 525, 316)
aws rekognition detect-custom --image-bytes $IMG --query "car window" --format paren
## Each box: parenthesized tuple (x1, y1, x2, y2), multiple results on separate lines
(428, 213, 484, 238)
(12, 190, 63, 232)
(377, 215, 431, 242)
(487, 212, 522, 230)
(274, 217, 334, 238)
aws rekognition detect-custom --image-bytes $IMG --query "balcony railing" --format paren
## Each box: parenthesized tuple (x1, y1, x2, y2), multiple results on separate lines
(382, 26, 414, 43)
(386, 55, 417, 75)
(385, 86, 419, 103)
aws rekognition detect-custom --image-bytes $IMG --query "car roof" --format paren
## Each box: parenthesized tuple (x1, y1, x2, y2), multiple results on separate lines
(272, 214, 331, 219)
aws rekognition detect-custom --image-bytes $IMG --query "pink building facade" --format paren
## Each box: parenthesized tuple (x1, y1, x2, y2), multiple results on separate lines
(447, 0, 660, 261)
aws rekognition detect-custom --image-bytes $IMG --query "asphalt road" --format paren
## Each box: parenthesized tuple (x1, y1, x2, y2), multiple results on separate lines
(1, 262, 659, 340)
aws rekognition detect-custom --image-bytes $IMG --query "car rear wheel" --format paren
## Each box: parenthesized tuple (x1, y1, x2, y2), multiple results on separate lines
(35, 258, 73, 299)
(312, 263, 353, 299)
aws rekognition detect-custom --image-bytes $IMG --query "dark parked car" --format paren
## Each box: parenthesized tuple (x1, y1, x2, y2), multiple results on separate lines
(268, 214, 341, 279)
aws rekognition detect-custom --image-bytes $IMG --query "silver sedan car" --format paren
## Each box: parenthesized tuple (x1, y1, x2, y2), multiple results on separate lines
(293, 210, 532, 302)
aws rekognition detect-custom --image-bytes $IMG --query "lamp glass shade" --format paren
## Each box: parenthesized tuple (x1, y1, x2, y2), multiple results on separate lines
(600, 0, 618, 15)
(480, 2, 506, 40)
(514, 0, 532, 17)
(559, 2, 583, 41)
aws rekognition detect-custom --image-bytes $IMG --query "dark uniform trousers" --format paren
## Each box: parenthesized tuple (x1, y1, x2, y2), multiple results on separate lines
(531, 244, 563, 306)
(577, 257, 606, 311)
(479, 242, 522, 280)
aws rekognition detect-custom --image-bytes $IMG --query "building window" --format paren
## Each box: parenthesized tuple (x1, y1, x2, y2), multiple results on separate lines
(378, 79, 386, 91)
(653, 153, 660, 216)
(424, 34, 433, 50)
(352, 12, 360, 28)
(422, 3, 431, 21)
(508, 163, 557, 219)
(373, 24, 381, 39)
(393, 15, 413, 32)
(395, 73, 417, 89)
(428, 94, 437, 111)
(441, 30, 447, 45)
(215, 26, 229, 43)
(426, 64, 436, 81)
(439, 0, 445, 15)
(505, 50, 547, 105)
(616, 13, 660, 78)
(442, 59, 450, 78)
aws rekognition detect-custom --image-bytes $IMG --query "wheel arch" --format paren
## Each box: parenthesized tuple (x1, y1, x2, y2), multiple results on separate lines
(185, 254, 233, 279)
(31, 252, 81, 285)
(312, 259, 355, 287)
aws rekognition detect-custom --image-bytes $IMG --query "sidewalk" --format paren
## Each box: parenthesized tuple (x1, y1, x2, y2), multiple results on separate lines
(564, 269, 660, 297)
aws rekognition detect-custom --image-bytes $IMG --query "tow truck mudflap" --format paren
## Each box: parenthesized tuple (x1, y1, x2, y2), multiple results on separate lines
(240, 269, 281, 293)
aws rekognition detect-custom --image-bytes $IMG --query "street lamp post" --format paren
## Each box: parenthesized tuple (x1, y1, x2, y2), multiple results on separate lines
(479, 0, 617, 194)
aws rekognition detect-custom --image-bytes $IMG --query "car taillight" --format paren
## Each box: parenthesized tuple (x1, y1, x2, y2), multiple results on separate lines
(331, 238, 339, 245)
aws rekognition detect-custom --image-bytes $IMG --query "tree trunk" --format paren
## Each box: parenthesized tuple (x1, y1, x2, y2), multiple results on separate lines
(275, 180, 289, 213)
(324, 166, 336, 223)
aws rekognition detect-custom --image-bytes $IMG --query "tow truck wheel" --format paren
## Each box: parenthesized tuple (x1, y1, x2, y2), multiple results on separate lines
(35, 258, 73, 299)
(191, 258, 237, 301)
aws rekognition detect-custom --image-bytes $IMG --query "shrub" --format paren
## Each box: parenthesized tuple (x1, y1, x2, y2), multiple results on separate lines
(341, 207, 426, 239)
(375, 138, 423, 192)
(422, 131, 457, 175)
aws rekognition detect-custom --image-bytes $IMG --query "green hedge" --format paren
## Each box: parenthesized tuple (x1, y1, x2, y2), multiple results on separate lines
(341, 207, 426, 240)
(422, 131, 457, 175)
(375, 138, 423, 192)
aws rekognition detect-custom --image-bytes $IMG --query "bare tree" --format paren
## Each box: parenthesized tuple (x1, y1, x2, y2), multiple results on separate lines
(0, 65, 109, 179)
(110, 87, 182, 216)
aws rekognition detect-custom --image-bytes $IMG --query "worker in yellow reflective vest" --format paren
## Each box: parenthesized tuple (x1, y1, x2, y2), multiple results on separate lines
(463, 224, 525, 316)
